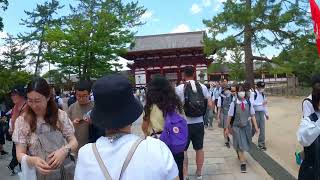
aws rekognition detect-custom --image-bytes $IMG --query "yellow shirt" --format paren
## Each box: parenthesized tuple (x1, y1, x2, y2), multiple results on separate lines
(147, 104, 185, 135)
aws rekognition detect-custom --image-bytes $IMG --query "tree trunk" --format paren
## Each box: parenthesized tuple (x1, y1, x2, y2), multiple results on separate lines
(34, 29, 45, 77)
(244, 0, 254, 86)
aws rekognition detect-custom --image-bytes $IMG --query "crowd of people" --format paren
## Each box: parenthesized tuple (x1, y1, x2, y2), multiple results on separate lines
(3, 66, 320, 179)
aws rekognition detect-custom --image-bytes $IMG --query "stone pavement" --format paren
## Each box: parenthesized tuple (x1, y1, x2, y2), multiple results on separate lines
(0, 119, 272, 180)
(133, 119, 273, 180)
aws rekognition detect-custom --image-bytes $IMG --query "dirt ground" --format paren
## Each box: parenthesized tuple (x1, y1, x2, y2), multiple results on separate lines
(252, 96, 305, 178)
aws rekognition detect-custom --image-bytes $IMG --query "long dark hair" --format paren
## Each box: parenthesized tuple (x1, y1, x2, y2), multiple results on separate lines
(144, 75, 183, 121)
(312, 82, 320, 112)
(25, 78, 59, 132)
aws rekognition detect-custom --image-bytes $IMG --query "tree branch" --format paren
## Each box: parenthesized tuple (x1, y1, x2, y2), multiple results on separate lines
(252, 56, 272, 62)
(234, 30, 244, 38)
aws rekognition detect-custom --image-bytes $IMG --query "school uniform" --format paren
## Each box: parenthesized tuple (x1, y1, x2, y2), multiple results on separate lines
(252, 90, 268, 148)
(302, 95, 313, 118)
(228, 99, 255, 152)
(217, 94, 234, 129)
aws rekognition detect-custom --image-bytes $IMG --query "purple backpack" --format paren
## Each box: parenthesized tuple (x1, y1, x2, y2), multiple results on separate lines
(159, 112, 188, 154)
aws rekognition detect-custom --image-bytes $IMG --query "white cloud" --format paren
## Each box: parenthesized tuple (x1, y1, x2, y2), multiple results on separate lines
(213, 3, 222, 11)
(141, 11, 153, 21)
(202, 0, 212, 7)
(190, 3, 202, 14)
(0, 31, 8, 39)
(171, 24, 191, 33)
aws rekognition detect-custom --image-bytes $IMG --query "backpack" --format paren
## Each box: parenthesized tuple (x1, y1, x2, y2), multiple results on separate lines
(183, 81, 206, 117)
(159, 112, 188, 154)
(230, 99, 251, 127)
(254, 90, 265, 100)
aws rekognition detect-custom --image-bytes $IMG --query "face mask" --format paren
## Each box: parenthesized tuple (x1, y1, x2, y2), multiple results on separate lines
(238, 91, 246, 98)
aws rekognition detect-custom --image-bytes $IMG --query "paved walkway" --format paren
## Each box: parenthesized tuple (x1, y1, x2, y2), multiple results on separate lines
(0, 119, 272, 180)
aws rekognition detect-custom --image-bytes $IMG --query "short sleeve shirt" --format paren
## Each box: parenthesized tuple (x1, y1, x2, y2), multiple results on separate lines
(75, 135, 178, 180)
(175, 80, 210, 124)
(228, 100, 255, 117)
(12, 110, 75, 156)
(303, 95, 314, 118)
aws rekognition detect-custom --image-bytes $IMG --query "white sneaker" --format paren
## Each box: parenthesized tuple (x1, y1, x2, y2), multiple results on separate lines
(196, 175, 203, 179)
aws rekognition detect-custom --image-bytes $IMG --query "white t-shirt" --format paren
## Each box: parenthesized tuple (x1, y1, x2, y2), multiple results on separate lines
(75, 134, 178, 180)
(175, 80, 210, 124)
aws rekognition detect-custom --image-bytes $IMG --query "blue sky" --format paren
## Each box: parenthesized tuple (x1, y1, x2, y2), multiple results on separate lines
(0, 0, 317, 72)
(0, 0, 224, 37)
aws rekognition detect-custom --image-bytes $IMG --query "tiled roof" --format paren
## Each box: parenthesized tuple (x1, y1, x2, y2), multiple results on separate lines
(128, 31, 205, 52)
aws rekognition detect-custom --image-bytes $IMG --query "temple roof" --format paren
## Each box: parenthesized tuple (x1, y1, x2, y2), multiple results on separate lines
(128, 31, 205, 52)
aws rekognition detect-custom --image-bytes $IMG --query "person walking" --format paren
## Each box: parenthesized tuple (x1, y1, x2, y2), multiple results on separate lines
(142, 75, 186, 180)
(175, 66, 212, 179)
(225, 84, 259, 173)
(8, 85, 27, 175)
(75, 74, 179, 180)
(252, 81, 269, 151)
(13, 77, 78, 180)
(297, 78, 320, 180)
(217, 85, 234, 148)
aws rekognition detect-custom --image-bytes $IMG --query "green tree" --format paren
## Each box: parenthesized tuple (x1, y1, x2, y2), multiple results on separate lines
(203, 0, 311, 85)
(42, 69, 66, 88)
(272, 34, 320, 84)
(227, 47, 245, 82)
(0, 0, 8, 31)
(0, 70, 32, 99)
(45, 0, 146, 80)
(1, 34, 27, 70)
(19, 0, 63, 76)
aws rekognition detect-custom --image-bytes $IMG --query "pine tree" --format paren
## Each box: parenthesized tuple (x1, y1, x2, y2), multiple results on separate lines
(204, 0, 311, 85)
(1, 34, 26, 70)
(45, 0, 146, 80)
(19, 0, 63, 76)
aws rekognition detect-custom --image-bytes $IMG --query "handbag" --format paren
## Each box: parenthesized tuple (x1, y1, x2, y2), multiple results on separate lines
(36, 123, 75, 180)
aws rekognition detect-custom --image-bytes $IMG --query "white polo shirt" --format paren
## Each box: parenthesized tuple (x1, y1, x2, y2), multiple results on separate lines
(75, 134, 178, 180)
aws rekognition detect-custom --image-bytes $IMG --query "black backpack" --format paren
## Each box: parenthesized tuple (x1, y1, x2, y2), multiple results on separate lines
(183, 81, 207, 117)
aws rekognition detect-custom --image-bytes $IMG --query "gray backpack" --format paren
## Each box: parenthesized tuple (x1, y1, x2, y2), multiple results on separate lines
(36, 123, 75, 180)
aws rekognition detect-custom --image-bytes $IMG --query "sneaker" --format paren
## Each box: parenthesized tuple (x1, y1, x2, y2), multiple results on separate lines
(240, 164, 247, 173)
(7, 165, 17, 176)
(259, 146, 267, 151)
(225, 142, 230, 148)
(196, 175, 203, 180)
(1, 150, 8, 155)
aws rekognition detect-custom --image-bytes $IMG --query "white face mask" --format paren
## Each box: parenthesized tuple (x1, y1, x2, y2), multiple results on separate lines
(238, 91, 246, 98)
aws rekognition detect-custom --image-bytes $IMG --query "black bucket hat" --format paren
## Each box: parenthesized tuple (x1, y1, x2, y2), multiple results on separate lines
(90, 74, 143, 129)
(10, 85, 26, 97)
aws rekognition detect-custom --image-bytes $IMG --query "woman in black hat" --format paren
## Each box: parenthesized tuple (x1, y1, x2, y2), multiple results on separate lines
(75, 74, 179, 180)
(142, 75, 185, 180)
